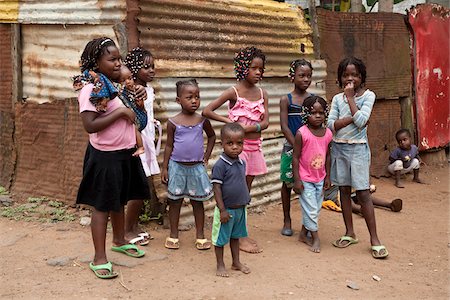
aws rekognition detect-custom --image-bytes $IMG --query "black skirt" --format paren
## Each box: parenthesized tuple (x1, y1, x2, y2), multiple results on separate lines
(76, 143, 150, 212)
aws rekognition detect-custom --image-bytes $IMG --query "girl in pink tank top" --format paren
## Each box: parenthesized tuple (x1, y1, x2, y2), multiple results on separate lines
(292, 96, 332, 254)
(202, 46, 269, 254)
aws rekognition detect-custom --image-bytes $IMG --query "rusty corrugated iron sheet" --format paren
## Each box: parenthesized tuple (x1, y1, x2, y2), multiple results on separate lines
(21, 25, 120, 103)
(0, 0, 126, 24)
(408, 4, 450, 150)
(316, 8, 411, 100)
(138, 0, 313, 78)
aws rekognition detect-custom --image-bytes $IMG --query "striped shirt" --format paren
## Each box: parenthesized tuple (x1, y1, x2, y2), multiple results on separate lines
(327, 89, 375, 143)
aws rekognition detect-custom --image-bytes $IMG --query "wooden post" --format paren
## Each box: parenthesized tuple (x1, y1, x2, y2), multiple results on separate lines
(308, 0, 321, 59)
(351, 0, 363, 12)
(379, 0, 394, 12)
(11, 24, 22, 106)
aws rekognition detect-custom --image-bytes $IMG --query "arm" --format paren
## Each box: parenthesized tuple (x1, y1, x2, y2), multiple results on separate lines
(388, 148, 398, 163)
(279, 95, 295, 146)
(324, 143, 331, 190)
(259, 89, 270, 130)
(347, 86, 375, 128)
(202, 88, 235, 124)
(80, 108, 135, 134)
(161, 120, 175, 184)
(292, 131, 304, 194)
(203, 119, 216, 165)
(327, 94, 354, 132)
(212, 183, 230, 223)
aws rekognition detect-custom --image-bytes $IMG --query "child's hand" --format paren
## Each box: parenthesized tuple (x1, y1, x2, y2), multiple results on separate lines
(344, 82, 355, 98)
(135, 97, 145, 109)
(293, 181, 304, 194)
(324, 177, 331, 190)
(220, 210, 230, 223)
(135, 85, 147, 100)
(161, 169, 169, 184)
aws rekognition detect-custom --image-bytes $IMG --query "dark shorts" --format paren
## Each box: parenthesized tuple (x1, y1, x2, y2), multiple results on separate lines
(76, 143, 150, 212)
(211, 206, 248, 247)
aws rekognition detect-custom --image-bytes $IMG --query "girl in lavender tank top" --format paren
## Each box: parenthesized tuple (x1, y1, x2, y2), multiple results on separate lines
(161, 79, 216, 250)
(292, 96, 332, 254)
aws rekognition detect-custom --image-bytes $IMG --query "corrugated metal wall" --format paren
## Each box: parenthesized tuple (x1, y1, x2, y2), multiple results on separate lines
(0, 0, 126, 24)
(21, 25, 120, 103)
(138, 0, 314, 77)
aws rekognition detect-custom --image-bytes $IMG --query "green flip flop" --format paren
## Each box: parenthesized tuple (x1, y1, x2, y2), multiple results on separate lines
(332, 236, 359, 248)
(371, 245, 389, 259)
(111, 244, 145, 258)
(89, 261, 118, 279)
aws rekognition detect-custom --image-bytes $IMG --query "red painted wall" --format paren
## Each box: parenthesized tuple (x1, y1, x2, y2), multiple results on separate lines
(408, 4, 450, 150)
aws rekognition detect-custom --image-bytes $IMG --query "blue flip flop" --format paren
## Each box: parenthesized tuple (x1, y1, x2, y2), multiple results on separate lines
(111, 244, 145, 258)
(281, 228, 293, 236)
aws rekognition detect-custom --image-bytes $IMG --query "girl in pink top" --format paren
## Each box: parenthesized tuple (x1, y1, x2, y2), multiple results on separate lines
(202, 46, 269, 254)
(76, 37, 149, 279)
(292, 96, 332, 254)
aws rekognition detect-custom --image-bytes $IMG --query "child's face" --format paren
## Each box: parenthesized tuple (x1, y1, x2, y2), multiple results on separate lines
(307, 101, 325, 127)
(397, 132, 412, 150)
(97, 46, 121, 81)
(246, 57, 264, 84)
(341, 64, 362, 91)
(292, 65, 312, 91)
(222, 131, 244, 159)
(177, 85, 200, 113)
(137, 56, 155, 84)
(119, 66, 134, 88)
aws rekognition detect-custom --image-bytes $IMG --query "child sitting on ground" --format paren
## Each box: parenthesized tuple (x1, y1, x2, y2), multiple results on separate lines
(388, 128, 423, 188)
(212, 123, 251, 277)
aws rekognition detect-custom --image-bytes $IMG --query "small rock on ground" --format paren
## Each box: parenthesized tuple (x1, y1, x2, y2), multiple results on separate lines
(47, 256, 74, 266)
(80, 217, 91, 226)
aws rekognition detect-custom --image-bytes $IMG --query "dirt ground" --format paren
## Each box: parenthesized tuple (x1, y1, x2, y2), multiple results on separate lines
(0, 164, 448, 299)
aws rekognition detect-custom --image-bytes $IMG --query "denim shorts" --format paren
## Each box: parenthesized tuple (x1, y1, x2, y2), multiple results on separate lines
(330, 142, 370, 191)
(167, 160, 213, 201)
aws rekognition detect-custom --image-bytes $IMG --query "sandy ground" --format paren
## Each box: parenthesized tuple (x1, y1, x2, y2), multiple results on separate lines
(0, 164, 448, 299)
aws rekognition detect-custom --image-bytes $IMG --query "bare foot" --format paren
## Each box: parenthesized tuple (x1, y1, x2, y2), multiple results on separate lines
(309, 237, 320, 253)
(413, 178, 424, 184)
(299, 231, 312, 246)
(216, 265, 229, 277)
(231, 262, 251, 274)
(132, 147, 145, 157)
(395, 181, 405, 188)
(239, 237, 262, 254)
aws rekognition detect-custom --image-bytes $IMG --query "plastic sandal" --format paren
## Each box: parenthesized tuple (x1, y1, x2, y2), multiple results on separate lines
(89, 261, 118, 279)
(111, 244, 145, 258)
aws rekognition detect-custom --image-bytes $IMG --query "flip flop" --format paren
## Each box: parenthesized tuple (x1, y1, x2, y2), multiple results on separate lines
(332, 236, 359, 248)
(281, 228, 293, 236)
(111, 244, 145, 258)
(129, 235, 149, 246)
(165, 237, 180, 249)
(372, 245, 389, 259)
(139, 232, 154, 240)
(322, 200, 342, 212)
(195, 238, 211, 250)
(89, 261, 118, 279)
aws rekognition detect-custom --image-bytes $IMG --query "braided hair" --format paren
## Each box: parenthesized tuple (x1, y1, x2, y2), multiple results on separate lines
(300, 95, 330, 125)
(124, 47, 153, 80)
(233, 46, 266, 81)
(288, 59, 313, 79)
(79, 37, 117, 72)
(176, 78, 199, 97)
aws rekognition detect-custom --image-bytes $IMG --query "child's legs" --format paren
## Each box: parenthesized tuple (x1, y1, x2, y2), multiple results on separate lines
(125, 200, 144, 234)
(168, 199, 182, 238)
(136, 129, 143, 148)
(191, 200, 205, 239)
(299, 181, 323, 232)
(387, 160, 404, 174)
(357, 190, 381, 245)
(339, 186, 355, 237)
(110, 206, 128, 245)
(230, 238, 241, 265)
(281, 182, 292, 226)
(91, 208, 109, 264)
(215, 246, 225, 268)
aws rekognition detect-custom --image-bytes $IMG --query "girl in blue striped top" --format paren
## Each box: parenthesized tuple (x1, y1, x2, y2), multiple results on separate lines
(327, 57, 388, 259)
